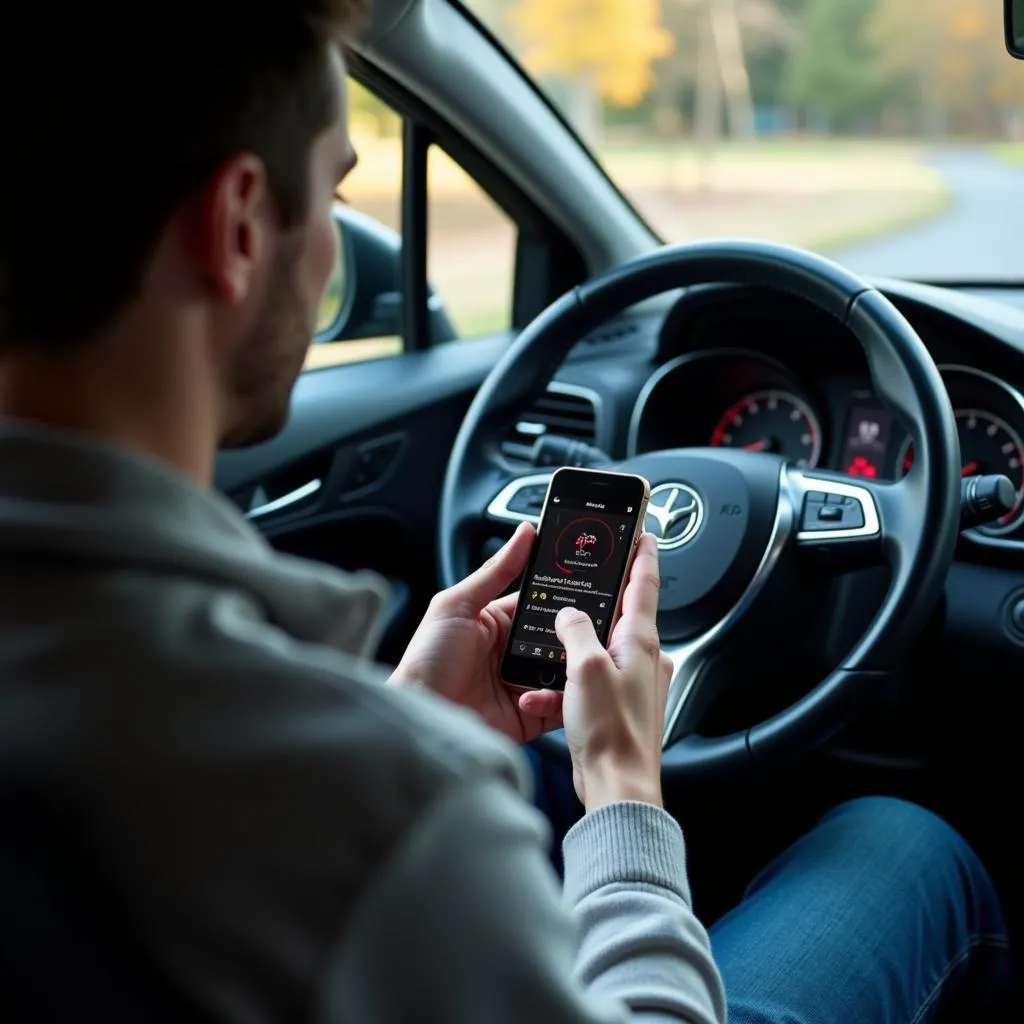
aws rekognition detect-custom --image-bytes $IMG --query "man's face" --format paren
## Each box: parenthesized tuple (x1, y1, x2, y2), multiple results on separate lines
(220, 48, 356, 448)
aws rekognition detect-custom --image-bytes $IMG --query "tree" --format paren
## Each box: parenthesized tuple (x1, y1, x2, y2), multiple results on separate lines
(706, 0, 756, 138)
(509, 0, 674, 143)
(738, 0, 801, 106)
(784, 0, 890, 129)
(653, 0, 795, 146)
(868, 0, 1024, 136)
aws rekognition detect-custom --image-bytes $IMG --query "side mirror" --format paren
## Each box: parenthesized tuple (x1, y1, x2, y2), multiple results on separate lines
(1006, 0, 1024, 59)
(315, 219, 350, 335)
(314, 206, 457, 345)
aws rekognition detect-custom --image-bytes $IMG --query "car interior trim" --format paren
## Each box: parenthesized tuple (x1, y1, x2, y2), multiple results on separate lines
(790, 474, 881, 543)
(486, 472, 553, 525)
(244, 479, 323, 521)
(355, 0, 657, 272)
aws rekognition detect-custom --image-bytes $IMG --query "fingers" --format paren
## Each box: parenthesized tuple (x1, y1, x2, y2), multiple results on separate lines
(517, 688, 563, 732)
(556, 607, 610, 674)
(435, 523, 535, 616)
(619, 533, 662, 625)
(659, 652, 673, 691)
(490, 591, 519, 622)
(609, 533, 663, 672)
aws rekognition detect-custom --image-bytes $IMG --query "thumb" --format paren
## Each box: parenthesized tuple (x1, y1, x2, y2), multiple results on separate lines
(555, 607, 609, 671)
(437, 522, 535, 616)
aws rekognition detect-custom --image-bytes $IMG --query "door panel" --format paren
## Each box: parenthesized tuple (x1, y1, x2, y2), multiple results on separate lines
(214, 335, 510, 660)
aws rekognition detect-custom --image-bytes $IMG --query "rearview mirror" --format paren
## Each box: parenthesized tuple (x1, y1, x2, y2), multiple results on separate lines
(1006, 0, 1024, 58)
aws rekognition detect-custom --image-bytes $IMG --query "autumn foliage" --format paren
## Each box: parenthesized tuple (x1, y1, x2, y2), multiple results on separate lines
(509, 0, 674, 108)
(487, 0, 1024, 139)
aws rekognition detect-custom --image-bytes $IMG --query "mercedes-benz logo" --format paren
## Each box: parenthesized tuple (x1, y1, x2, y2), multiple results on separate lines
(645, 483, 703, 550)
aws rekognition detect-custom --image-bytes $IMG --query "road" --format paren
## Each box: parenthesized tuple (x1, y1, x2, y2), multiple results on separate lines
(830, 150, 1024, 280)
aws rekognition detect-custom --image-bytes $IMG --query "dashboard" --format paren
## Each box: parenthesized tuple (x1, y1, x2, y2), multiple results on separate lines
(557, 282, 1024, 551)
(630, 352, 1024, 540)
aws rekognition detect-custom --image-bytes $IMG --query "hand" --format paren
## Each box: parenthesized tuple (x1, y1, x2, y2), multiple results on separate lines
(389, 523, 564, 744)
(555, 532, 672, 812)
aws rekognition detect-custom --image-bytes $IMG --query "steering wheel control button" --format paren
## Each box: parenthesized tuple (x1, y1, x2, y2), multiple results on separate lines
(486, 473, 554, 524)
(800, 492, 866, 532)
(506, 484, 548, 515)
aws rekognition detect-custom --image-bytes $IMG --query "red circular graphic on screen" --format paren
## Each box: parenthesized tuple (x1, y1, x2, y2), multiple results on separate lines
(554, 517, 616, 576)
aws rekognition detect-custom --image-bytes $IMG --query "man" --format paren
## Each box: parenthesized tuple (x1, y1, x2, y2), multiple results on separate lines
(0, 4, 1011, 1022)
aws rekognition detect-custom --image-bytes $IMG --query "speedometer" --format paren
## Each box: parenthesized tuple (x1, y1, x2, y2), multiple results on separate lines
(899, 408, 1024, 535)
(710, 389, 822, 468)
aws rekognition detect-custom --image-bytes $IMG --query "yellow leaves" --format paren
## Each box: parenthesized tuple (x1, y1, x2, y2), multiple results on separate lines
(871, 0, 1024, 120)
(934, 1, 1024, 110)
(951, 10, 986, 41)
(509, 0, 674, 107)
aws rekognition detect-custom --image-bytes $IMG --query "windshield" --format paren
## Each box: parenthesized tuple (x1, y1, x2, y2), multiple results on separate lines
(467, 0, 1023, 281)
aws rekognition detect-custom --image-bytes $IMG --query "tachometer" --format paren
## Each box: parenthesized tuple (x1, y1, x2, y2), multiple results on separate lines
(899, 408, 1024, 534)
(710, 389, 822, 468)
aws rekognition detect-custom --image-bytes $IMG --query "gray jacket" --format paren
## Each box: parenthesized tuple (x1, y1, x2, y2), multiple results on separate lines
(0, 422, 725, 1023)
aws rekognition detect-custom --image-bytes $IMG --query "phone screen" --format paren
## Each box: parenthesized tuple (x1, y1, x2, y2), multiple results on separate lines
(501, 468, 649, 690)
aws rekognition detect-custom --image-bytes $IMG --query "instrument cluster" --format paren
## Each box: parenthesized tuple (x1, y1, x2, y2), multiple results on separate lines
(629, 350, 1024, 541)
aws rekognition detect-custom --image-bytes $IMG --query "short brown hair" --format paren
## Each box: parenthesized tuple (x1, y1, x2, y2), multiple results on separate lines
(0, 2, 369, 354)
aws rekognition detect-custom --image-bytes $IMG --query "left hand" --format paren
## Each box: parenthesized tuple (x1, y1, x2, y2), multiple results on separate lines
(389, 523, 563, 744)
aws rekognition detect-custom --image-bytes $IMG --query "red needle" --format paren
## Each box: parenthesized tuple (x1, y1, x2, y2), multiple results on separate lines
(961, 461, 979, 477)
(743, 439, 769, 452)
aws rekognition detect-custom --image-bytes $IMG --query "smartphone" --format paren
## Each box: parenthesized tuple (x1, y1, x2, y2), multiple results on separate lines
(500, 467, 651, 691)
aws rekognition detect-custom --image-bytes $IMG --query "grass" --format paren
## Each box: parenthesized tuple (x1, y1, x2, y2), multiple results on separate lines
(991, 142, 1024, 165)
(600, 136, 931, 170)
(602, 137, 928, 158)
(344, 133, 941, 201)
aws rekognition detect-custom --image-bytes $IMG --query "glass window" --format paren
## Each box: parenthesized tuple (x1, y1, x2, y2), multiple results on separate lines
(428, 145, 516, 337)
(305, 77, 517, 372)
(305, 78, 403, 371)
(467, 0, 1021, 282)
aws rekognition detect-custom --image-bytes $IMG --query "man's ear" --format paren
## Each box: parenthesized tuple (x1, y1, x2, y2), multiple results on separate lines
(188, 154, 269, 305)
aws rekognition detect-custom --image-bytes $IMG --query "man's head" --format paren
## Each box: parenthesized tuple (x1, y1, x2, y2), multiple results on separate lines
(0, 3, 368, 470)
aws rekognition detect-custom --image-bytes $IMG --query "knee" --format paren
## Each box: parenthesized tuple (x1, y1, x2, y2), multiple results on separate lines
(823, 796, 966, 861)
(820, 797, 1000, 915)
(820, 796, 1007, 950)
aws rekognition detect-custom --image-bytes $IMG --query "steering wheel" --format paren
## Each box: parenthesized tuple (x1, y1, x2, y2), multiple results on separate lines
(439, 241, 960, 777)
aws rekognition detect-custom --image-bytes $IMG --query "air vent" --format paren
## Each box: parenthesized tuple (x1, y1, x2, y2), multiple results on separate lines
(501, 386, 598, 462)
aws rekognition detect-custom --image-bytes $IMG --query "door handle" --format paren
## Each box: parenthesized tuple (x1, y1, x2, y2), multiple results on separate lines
(245, 478, 322, 520)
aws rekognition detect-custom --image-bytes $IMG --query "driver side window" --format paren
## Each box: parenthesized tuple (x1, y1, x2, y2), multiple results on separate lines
(307, 79, 516, 371)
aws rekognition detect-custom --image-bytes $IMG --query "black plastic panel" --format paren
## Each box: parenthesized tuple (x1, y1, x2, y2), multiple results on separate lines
(214, 334, 511, 495)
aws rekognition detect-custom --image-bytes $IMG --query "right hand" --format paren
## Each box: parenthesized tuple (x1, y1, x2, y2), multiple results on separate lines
(552, 532, 673, 812)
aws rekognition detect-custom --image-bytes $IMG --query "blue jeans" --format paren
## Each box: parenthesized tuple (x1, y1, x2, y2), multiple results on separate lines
(526, 746, 1012, 1023)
